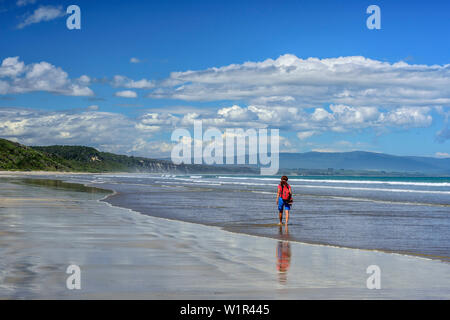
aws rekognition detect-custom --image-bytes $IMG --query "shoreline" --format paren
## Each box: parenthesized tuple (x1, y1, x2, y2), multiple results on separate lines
(0, 175, 450, 299)
(1, 170, 450, 178)
(2, 171, 449, 263)
(102, 191, 447, 264)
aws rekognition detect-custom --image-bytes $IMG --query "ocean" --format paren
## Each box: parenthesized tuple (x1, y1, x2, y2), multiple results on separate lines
(59, 174, 450, 262)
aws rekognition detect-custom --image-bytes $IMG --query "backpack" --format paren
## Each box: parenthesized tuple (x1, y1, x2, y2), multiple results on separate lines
(280, 183, 291, 201)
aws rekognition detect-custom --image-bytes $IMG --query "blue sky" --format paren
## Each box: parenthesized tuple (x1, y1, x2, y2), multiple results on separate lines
(0, 0, 449, 158)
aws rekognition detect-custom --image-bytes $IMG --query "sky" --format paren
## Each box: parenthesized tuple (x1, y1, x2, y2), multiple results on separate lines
(0, 0, 449, 158)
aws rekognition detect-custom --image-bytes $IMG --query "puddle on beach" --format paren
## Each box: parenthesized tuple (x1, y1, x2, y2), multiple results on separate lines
(18, 178, 112, 195)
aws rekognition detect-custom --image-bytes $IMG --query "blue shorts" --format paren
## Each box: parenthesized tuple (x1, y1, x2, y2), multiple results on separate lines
(278, 197, 291, 211)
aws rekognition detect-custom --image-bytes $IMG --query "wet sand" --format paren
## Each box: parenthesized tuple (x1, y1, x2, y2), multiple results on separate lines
(0, 175, 450, 299)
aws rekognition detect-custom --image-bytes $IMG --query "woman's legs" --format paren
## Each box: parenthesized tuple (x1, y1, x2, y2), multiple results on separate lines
(285, 210, 289, 225)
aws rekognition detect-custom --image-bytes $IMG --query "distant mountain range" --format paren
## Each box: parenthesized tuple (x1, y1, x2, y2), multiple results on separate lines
(279, 151, 450, 174)
(1, 138, 449, 175)
(162, 151, 450, 175)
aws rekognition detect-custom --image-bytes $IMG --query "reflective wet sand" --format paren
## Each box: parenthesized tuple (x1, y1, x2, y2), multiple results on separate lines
(0, 176, 449, 299)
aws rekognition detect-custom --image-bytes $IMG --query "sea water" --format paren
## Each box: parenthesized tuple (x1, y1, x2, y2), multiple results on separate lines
(60, 174, 450, 262)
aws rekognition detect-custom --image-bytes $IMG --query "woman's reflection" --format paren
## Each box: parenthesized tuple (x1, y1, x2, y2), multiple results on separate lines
(276, 225, 291, 284)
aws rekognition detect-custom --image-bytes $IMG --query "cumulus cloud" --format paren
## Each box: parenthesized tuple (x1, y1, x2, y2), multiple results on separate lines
(17, 5, 65, 29)
(0, 57, 25, 77)
(77, 75, 91, 86)
(115, 90, 137, 98)
(104, 54, 449, 141)
(134, 103, 435, 137)
(0, 57, 93, 96)
(2, 53, 448, 155)
(0, 108, 167, 156)
(134, 113, 180, 133)
(130, 57, 141, 64)
(381, 107, 432, 127)
(148, 54, 450, 109)
(156, 104, 434, 138)
(0, 103, 441, 157)
(217, 105, 258, 121)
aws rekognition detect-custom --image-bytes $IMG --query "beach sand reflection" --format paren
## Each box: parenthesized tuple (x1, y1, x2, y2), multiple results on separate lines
(276, 226, 291, 284)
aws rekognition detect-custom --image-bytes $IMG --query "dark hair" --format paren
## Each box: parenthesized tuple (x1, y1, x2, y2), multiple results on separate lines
(281, 176, 288, 183)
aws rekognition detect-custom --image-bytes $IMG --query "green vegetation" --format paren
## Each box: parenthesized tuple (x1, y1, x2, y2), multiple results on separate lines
(0, 138, 257, 173)
(0, 138, 71, 171)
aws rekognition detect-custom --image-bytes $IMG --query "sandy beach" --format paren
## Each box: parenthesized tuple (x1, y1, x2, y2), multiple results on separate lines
(0, 173, 450, 299)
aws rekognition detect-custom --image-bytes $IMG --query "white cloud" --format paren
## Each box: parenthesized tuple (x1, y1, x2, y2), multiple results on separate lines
(3, 102, 422, 150)
(135, 112, 179, 132)
(382, 107, 432, 127)
(112, 75, 154, 89)
(311, 108, 333, 122)
(115, 90, 137, 98)
(77, 75, 91, 86)
(0, 104, 441, 158)
(0, 108, 165, 157)
(311, 148, 339, 153)
(0, 57, 25, 77)
(16, 0, 37, 7)
(104, 54, 449, 139)
(164, 104, 434, 135)
(308, 140, 376, 153)
(217, 105, 257, 121)
(252, 95, 295, 104)
(297, 131, 318, 140)
(17, 5, 65, 29)
(435, 152, 450, 158)
(148, 54, 450, 109)
(329, 105, 380, 125)
(130, 57, 141, 64)
(0, 57, 93, 96)
(130, 138, 173, 154)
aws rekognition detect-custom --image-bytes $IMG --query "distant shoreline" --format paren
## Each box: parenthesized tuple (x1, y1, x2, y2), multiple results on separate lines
(1, 170, 449, 178)
(2, 138, 448, 176)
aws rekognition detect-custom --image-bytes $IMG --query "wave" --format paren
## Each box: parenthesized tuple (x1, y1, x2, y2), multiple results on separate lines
(93, 174, 450, 188)
(170, 177, 450, 195)
(294, 184, 450, 195)
(217, 176, 450, 187)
